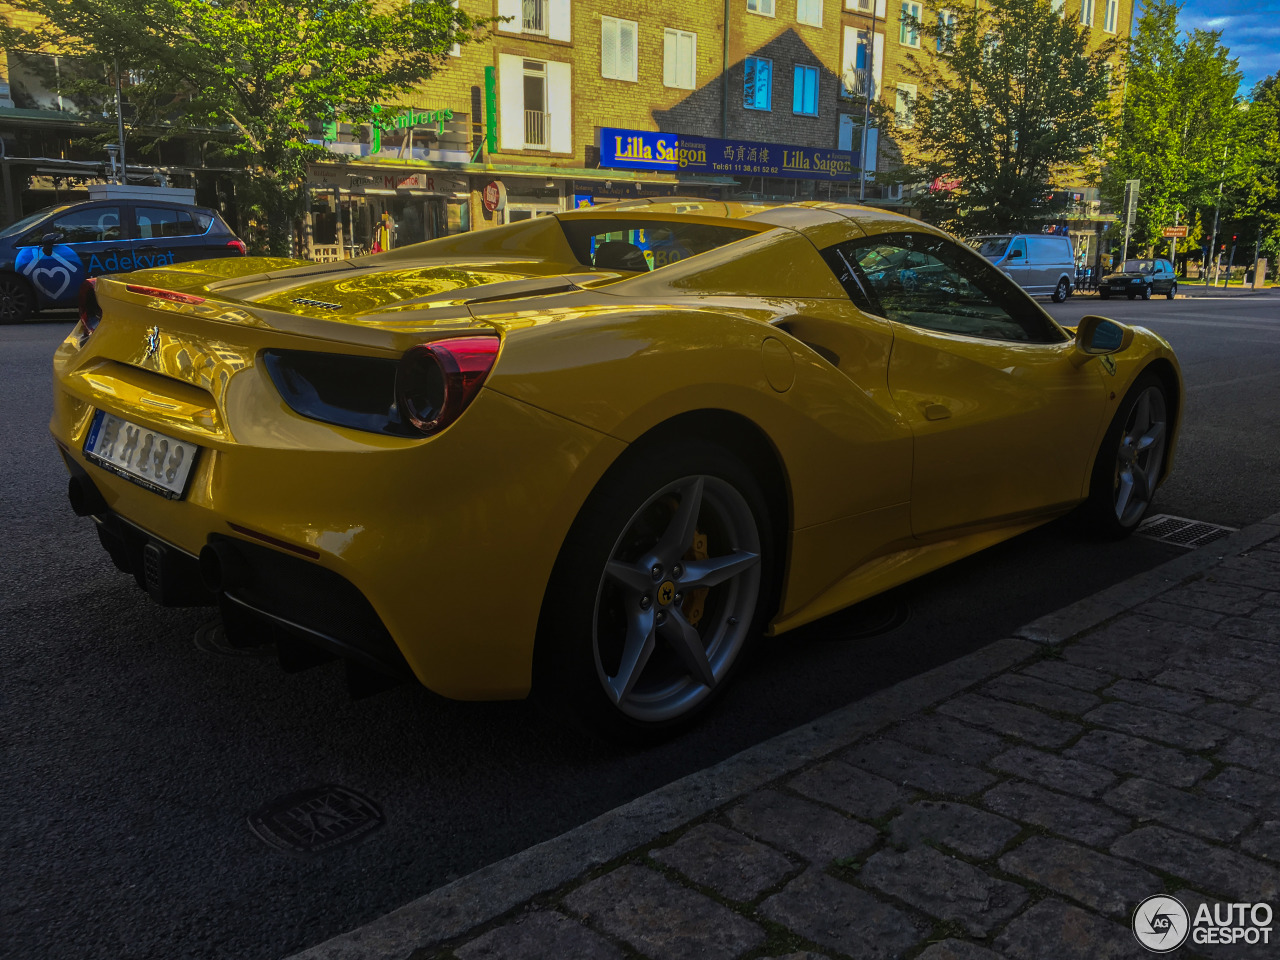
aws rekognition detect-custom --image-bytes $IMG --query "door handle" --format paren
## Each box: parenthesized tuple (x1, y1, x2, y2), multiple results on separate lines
(923, 403, 951, 421)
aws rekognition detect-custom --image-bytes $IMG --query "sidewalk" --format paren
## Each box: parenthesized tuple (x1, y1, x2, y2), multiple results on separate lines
(1074, 285, 1277, 299)
(291, 512, 1280, 960)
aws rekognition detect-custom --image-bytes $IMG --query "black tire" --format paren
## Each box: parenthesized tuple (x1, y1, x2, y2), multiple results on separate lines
(1166, 282, 1177, 300)
(0, 274, 35, 323)
(1099, 289, 1111, 300)
(1082, 370, 1170, 538)
(1141, 284, 1152, 300)
(536, 439, 777, 742)
(1051, 278, 1069, 303)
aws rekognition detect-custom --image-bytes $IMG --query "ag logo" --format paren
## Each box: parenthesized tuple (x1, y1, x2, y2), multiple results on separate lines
(1133, 895, 1190, 953)
(15, 244, 85, 302)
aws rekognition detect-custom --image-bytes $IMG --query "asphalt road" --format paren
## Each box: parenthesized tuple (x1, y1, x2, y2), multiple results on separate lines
(3, 289, 1278, 960)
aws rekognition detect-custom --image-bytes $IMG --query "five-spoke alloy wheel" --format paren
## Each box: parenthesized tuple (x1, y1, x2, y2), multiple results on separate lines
(539, 441, 774, 739)
(0, 275, 34, 323)
(1085, 371, 1170, 537)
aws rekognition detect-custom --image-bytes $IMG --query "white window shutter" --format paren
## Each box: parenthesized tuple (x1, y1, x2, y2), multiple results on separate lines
(602, 18, 618, 78)
(620, 20, 637, 81)
(872, 31, 884, 98)
(548, 61, 572, 152)
(498, 54, 524, 150)
(664, 30, 676, 87)
(549, 0, 571, 42)
(680, 32, 695, 88)
(874, 0, 886, 15)
(498, 0, 521, 33)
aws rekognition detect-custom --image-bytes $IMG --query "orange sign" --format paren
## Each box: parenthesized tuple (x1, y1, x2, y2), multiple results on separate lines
(1162, 225, 1188, 238)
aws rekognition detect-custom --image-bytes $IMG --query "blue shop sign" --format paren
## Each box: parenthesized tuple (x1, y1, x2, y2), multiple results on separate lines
(599, 127, 857, 182)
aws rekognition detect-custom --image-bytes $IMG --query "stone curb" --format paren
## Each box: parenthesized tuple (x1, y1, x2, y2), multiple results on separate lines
(1016, 509, 1280, 645)
(286, 510, 1280, 960)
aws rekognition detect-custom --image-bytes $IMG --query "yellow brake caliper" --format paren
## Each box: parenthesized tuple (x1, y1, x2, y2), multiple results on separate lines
(682, 531, 710, 627)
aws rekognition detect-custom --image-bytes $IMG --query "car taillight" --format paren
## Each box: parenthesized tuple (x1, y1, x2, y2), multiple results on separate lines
(395, 336, 500, 436)
(126, 285, 206, 305)
(226, 239, 246, 256)
(75, 279, 101, 344)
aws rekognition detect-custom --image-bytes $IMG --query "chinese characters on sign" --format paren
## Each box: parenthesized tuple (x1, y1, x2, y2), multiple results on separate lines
(599, 127, 858, 182)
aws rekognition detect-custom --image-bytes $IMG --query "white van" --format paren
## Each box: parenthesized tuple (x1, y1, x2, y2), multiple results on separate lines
(972, 234, 1076, 302)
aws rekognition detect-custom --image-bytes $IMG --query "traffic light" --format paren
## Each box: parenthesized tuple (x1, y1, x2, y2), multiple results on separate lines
(1232, 234, 1237, 242)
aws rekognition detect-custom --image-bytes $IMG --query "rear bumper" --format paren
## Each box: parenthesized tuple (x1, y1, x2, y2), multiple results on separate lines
(51, 367, 626, 700)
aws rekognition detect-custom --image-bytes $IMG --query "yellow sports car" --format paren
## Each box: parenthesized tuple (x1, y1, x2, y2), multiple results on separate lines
(50, 200, 1180, 737)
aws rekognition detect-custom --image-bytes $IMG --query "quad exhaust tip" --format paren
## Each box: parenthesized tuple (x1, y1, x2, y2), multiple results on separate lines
(199, 541, 246, 593)
(67, 475, 108, 517)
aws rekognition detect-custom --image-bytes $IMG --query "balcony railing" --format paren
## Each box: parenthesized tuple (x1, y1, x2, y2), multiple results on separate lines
(524, 109, 547, 148)
(522, 0, 548, 34)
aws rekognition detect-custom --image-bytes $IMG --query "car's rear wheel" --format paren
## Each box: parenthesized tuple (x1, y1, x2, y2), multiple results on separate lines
(1083, 370, 1169, 537)
(538, 441, 774, 740)
(0, 274, 35, 323)
(1167, 282, 1177, 300)
(1051, 278, 1070, 302)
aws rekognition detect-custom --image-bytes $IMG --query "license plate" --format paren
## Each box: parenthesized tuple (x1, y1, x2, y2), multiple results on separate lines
(83, 411, 200, 499)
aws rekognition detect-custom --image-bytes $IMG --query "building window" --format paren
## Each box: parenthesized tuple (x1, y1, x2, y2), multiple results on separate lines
(747, 0, 776, 15)
(793, 64, 819, 115)
(841, 26, 872, 98)
(1103, 0, 1118, 32)
(663, 29, 697, 89)
(797, 0, 823, 26)
(601, 16, 638, 81)
(523, 59, 547, 147)
(1080, 0, 1094, 26)
(894, 81, 916, 127)
(1051, 0, 1065, 13)
(845, 0, 874, 9)
(744, 56, 773, 110)
(522, 0, 548, 34)
(899, 1, 921, 46)
(936, 10, 957, 51)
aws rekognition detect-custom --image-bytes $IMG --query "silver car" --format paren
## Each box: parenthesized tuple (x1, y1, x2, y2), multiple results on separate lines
(972, 234, 1076, 302)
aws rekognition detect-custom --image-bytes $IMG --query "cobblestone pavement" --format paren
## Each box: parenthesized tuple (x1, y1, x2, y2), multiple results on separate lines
(295, 515, 1280, 960)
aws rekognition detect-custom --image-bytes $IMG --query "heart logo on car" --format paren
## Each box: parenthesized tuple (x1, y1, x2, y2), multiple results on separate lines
(30, 265, 72, 300)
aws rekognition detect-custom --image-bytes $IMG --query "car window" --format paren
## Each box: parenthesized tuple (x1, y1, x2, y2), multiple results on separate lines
(1122, 259, 1154, 274)
(136, 206, 206, 239)
(1027, 236, 1069, 262)
(1007, 237, 1027, 259)
(821, 231, 1067, 344)
(0, 206, 66, 240)
(558, 217, 756, 271)
(21, 206, 122, 245)
(972, 236, 1011, 259)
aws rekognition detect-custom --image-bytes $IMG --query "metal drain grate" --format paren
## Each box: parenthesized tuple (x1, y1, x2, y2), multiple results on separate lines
(1137, 514, 1237, 548)
(248, 785, 384, 855)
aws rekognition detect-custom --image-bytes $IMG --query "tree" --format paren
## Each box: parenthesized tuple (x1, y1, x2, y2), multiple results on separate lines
(2, 0, 489, 255)
(1104, 1, 1244, 255)
(1237, 75, 1280, 274)
(885, 0, 1117, 233)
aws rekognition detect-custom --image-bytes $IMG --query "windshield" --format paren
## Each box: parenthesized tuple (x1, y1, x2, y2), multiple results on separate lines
(558, 217, 756, 271)
(1122, 259, 1154, 274)
(972, 236, 1012, 259)
(0, 206, 63, 240)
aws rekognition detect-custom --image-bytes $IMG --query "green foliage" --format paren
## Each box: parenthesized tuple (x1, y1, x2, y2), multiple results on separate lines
(1, 0, 490, 254)
(1238, 75, 1280, 268)
(887, 0, 1117, 233)
(1104, 0, 1244, 252)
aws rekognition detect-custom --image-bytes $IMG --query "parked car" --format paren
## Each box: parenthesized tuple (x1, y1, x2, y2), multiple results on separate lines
(971, 234, 1076, 302)
(1099, 258, 1177, 300)
(53, 200, 1181, 738)
(0, 197, 245, 322)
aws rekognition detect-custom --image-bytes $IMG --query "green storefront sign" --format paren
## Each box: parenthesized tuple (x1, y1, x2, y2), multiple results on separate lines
(321, 104, 456, 153)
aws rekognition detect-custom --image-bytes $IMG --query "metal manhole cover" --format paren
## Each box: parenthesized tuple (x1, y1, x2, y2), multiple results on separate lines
(194, 621, 274, 657)
(248, 785, 384, 855)
(1137, 514, 1237, 549)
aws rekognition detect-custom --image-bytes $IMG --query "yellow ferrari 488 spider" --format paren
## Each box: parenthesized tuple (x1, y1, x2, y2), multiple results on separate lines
(51, 200, 1180, 736)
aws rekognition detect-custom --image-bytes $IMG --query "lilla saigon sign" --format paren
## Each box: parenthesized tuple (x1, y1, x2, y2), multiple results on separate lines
(599, 127, 857, 182)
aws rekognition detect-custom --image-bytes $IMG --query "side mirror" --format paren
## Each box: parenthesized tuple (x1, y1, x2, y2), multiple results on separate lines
(1007, 248, 1024, 260)
(42, 232, 58, 256)
(1072, 315, 1134, 366)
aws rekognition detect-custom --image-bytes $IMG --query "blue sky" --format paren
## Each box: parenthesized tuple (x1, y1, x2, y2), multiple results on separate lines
(1176, 0, 1278, 96)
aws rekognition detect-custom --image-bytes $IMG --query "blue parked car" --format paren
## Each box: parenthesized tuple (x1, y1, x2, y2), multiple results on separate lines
(0, 196, 245, 322)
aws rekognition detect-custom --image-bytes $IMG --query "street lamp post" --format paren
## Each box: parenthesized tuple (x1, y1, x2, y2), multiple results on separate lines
(113, 59, 127, 185)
